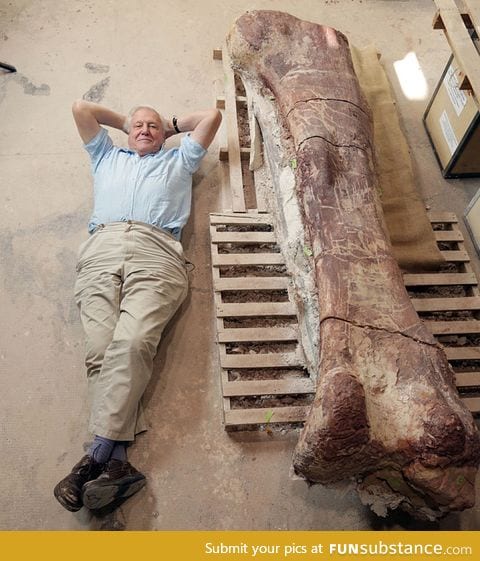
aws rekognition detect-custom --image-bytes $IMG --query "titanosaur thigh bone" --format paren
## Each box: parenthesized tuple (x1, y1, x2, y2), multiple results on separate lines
(227, 10, 480, 520)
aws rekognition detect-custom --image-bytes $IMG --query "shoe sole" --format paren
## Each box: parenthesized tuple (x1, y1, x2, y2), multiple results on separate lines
(82, 474, 146, 510)
(53, 484, 82, 512)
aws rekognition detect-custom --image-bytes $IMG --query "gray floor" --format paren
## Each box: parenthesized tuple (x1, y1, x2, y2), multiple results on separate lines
(1, 0, 479, 530)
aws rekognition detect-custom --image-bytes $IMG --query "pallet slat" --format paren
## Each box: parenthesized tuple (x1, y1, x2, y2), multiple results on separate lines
(224, 406, 309, 426)
(219, 146, 251, 162)
(222, 47, 246, 212)
(464, 0, 480, 38)
(221, 352, 302, 369)
(434, 230, 464, 242)
(445, 347, 480, 360)
(461, 396, 480, 414)
(211, 231, 276, 244)
(428, 211, 458, 223)
(223, 378, 314, 397)
(455, 371, 480, 387)
(214, 277, 289, 291)
(217, 302, 296, 317)
(212, 253, 285, 266)
(216, 95, 247, 110)
(404, 272, 477, 286)
(218, 326, 298, 342)
(210, 213, 273, 226)
(439, 250, 470, 262)
(424, 320, 480, 334)
(412, 297, 480, 312)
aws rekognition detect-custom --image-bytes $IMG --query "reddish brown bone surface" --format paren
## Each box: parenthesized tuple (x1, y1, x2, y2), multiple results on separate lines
(227, 10, 480, 520)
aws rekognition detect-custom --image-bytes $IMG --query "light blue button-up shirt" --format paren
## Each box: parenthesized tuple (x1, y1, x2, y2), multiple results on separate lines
(84, 127, 207, 239)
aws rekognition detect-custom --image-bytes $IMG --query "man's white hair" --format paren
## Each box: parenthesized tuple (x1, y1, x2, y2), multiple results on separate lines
(126, 105, 167, 132)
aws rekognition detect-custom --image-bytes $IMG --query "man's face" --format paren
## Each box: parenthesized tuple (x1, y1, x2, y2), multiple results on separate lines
(128, 108, 165, 156)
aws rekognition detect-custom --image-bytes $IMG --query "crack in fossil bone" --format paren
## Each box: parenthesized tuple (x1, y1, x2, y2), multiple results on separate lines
(320, 315, 441, 349)
(286, 96, 370, 120)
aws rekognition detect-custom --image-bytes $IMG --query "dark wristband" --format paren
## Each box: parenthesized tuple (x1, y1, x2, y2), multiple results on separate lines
(172, 116, 181, 133)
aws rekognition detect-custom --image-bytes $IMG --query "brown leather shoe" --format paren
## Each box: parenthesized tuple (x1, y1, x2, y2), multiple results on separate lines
(82, 459, 146, 510)
(53, 455, 103, 512)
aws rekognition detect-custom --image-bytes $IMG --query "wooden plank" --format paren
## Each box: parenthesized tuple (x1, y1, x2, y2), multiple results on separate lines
(434, 230, 464, 242)
(210, 212, 273, 226)
(249, 114, 263, 172)
(245, 95, 266, 210)
(211, 231, 276, 244)
(216, 95, 247, 110)
(403, 272, 477, 286)
(212, 253, 285, 266)
(222, 46, 246, 212)
(209, 224, 233, 417)
(434, 11, 475, 31)
(219, 146, 251, 161)
(460, 396, 480, 414)
(224, 405, 309, 426)
(217, 302, 296, 317)
(428, 211, 458, 223)
(424, 319, 480, 334)
(218, 326, 298, 342)
(221, 352, 302, 369)
(455, 371, 480, 387)
(439, 250, 470, 262)
(214, 276, 289, 291)
(223, 378, 314, 397)
(412, 296, 480, 312)
(463, 0, 480, 38)
(455, 223, 480, 299)
(445, 347, 480, 360)
(434, 0, 480, 97)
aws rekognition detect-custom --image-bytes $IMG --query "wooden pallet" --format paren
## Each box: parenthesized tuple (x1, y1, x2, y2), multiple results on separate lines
(416, 211, 480, 414)
(433, 0, 480, 93)
(214, 47, 266, 213)
(211, 48, 480, 429)
(210, 212, 313, 429)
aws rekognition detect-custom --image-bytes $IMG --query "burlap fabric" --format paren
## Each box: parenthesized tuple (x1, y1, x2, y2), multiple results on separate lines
(351, 45, 444, 271)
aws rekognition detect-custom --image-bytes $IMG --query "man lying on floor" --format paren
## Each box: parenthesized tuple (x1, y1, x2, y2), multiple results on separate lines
(54, 99, 221, 512)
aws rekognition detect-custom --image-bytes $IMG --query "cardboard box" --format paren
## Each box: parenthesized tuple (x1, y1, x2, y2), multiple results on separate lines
(424, 53, 480, 178)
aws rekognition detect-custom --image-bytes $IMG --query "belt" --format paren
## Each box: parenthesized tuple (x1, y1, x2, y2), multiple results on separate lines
(92, 220, 176, 239)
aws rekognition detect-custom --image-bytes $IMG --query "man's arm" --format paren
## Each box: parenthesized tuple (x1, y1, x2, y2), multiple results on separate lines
(72, 100, 127, 144)
(165, 109, 222, 149)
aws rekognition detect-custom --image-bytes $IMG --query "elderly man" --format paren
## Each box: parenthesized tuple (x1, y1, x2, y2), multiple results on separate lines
(54, 100, 221, 512)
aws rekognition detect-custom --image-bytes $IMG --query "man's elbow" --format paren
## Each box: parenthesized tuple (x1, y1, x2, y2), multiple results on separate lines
(210, 108, 222, 131)
(72, 99, 89, 117)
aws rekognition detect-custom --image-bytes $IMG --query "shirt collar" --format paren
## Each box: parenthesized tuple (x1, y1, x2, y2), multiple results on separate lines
(119, 144, 166, 157)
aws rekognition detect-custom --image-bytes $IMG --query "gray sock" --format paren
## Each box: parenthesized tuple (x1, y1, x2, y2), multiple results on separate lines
(88, 435, 116, 464)
(110, 443, 127, 462)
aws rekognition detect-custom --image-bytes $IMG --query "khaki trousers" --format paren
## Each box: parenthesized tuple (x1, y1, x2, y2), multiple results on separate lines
(74, 221, 188, 441)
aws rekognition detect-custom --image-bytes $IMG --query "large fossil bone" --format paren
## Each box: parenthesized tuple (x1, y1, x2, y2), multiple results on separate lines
(227, 10, 480, 520)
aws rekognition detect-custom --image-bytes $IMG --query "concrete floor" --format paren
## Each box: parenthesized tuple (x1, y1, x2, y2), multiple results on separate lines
(1, 0, 480, 530)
